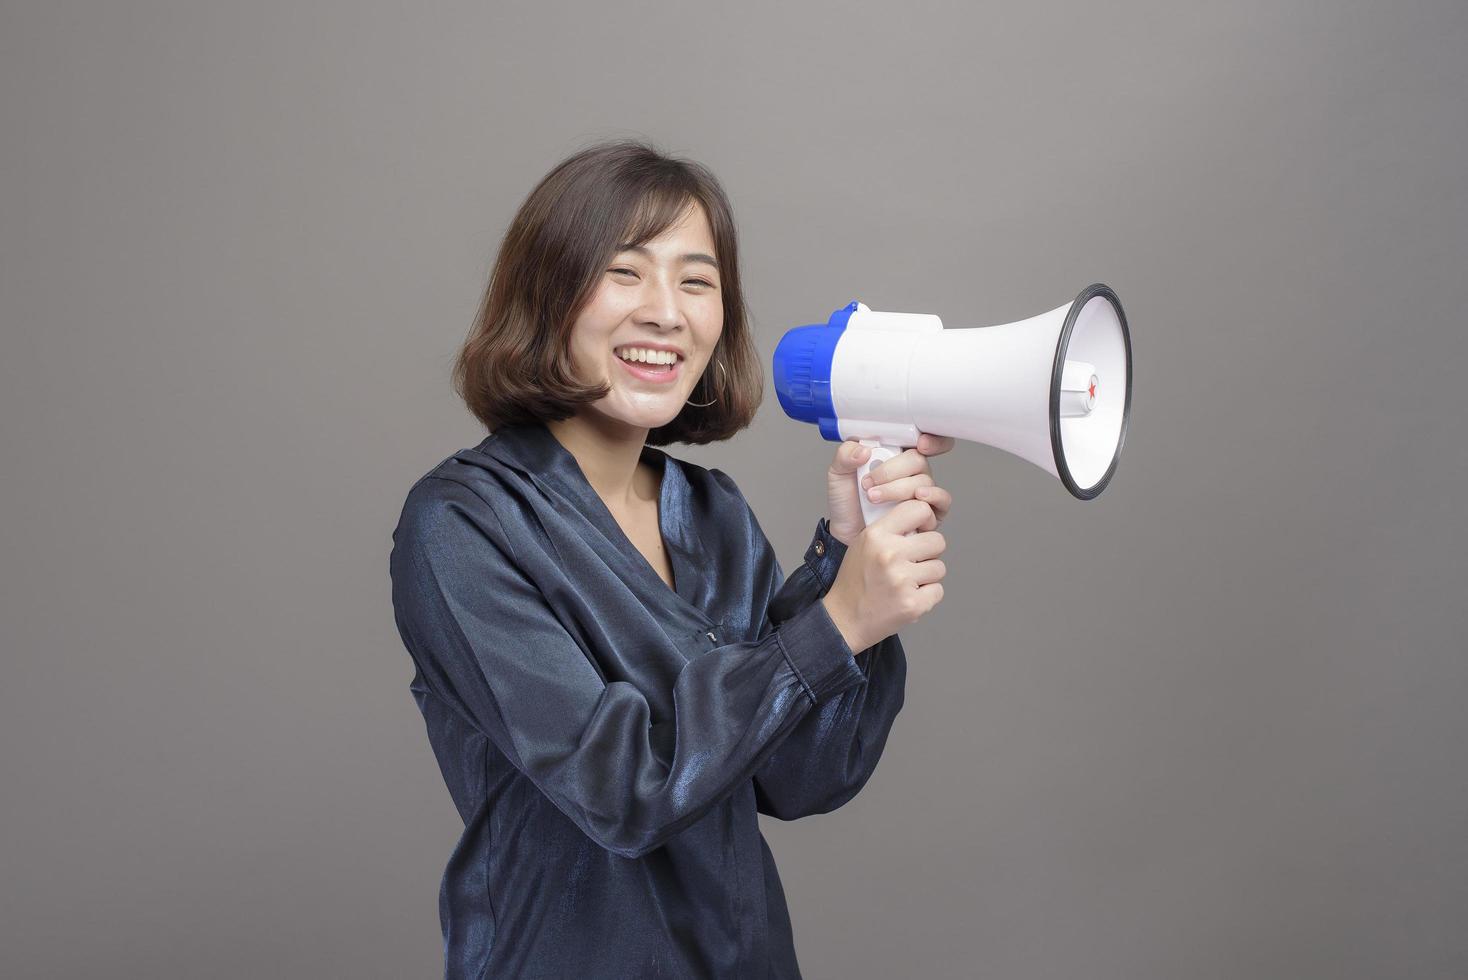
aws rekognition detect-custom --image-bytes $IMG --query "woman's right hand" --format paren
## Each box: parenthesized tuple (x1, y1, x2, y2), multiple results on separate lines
(820, 498, 946, 653)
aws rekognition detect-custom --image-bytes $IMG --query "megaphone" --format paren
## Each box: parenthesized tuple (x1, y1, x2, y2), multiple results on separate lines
(773, 282, 1132, 525)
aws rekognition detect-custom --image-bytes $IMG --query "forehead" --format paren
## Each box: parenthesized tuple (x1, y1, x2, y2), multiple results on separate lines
(619, 200, 716, 258)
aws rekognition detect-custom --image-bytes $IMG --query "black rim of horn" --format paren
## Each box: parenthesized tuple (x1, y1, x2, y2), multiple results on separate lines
(1049, 282, 1132, 500)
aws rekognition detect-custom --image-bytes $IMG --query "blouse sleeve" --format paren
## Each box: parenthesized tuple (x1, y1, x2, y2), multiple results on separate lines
(750, 516, 909, 821)
(388, 476, 869, 860)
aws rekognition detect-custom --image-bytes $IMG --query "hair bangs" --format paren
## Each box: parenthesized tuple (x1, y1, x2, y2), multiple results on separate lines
(618, 182, 703, 253)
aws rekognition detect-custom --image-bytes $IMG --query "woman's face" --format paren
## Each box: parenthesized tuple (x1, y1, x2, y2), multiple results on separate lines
(566, 200, 725, 433)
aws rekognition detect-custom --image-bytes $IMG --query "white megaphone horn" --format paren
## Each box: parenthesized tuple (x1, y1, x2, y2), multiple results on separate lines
(773, 283, 1133, 525)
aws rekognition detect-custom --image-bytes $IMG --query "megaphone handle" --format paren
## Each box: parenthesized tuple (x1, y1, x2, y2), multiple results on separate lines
(856, 439, 906, 530)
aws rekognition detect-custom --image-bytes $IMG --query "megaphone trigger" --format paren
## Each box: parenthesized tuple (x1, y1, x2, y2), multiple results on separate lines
(855, 439, 906, 531)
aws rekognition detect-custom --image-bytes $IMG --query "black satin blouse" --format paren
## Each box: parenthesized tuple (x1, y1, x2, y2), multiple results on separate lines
(388, 419, 908, 978)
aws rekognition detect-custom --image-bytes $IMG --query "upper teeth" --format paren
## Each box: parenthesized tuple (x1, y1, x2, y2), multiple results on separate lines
(616, 347, 680, 364)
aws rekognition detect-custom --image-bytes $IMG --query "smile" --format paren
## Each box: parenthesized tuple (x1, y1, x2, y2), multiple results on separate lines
(614, 349, 683, 384)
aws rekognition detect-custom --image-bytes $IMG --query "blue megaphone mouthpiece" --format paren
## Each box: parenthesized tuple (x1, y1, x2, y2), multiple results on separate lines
(771, 300, 863, 442)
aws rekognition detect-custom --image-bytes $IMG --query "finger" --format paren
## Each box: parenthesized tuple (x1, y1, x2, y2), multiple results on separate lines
(900, 528, 947, 561)
(861, 472, 935, 503)
(917, 433, 956, 456)
(915, 581, 944, 611)
(911, 557, 947, 587)
(861, 448, 928, 489)
(872, 498, 938, 536)
(913, 484, 951, 522)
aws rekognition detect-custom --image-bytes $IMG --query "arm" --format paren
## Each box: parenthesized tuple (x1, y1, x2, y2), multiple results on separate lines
(388, 477, 868, 859)
(750, 516, 909, 821)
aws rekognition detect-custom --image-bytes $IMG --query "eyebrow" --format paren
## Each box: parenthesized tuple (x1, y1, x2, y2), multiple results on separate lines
(615, 243, 719, 269)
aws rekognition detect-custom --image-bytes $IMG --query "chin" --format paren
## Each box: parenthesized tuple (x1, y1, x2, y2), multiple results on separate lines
(595, 398, 686, 432)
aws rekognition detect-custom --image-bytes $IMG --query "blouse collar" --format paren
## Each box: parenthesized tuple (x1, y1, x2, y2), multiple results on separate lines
(470, 419, 706, 609)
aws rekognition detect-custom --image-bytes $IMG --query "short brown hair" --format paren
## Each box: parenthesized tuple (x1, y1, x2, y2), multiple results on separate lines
(452, 139, 762, 446)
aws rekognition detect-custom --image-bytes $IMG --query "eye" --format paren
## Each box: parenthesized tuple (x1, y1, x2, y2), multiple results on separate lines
(609, 267, 716, 289)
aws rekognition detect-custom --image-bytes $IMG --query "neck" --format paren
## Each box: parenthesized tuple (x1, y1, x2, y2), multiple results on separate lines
(545, 413, 655, 512)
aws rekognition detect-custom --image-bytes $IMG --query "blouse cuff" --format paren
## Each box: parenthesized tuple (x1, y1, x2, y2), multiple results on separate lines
(764, 518, 853, 629)
(775, 591, 864, 705)
(804, 517, 848, 597)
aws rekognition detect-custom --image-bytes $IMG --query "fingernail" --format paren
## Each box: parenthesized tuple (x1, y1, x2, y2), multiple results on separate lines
(868, 488, 882, 501)
(916, 487, 930, 499)
(861, 476, 872, 489)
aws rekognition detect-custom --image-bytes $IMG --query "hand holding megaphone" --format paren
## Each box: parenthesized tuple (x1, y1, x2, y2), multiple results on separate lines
(826, 435, 955, 546)
(819, 498, 947, 653)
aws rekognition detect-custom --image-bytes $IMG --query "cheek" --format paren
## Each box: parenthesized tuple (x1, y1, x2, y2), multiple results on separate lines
(695, 298, 724, 336)
(563, 331, 609, 383)
(703, 318, 724, 351)
(568, 307, 621, 356)
(575, 285, 619, 325)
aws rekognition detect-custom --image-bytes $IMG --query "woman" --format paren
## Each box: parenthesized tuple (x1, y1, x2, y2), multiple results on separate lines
(389, 139, 951, 978)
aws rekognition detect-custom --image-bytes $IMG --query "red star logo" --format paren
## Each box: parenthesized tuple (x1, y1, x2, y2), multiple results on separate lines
(1088, 379, 1097, 400)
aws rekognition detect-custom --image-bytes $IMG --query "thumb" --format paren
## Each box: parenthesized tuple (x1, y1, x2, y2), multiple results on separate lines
(828, 439, 872, 477)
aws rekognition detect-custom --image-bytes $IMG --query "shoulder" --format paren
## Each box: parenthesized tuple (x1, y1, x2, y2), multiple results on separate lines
(391, 452, 511, 559)
(395, 430, 534, 520)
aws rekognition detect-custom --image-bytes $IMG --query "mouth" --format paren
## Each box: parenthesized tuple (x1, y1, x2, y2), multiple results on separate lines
(613, 346, 684, 384)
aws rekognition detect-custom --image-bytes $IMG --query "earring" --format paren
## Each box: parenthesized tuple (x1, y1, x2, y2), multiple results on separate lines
(685, 358, 726, 408)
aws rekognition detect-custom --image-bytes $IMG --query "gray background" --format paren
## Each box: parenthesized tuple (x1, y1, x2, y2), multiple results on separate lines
(3, 1, 1464, 977)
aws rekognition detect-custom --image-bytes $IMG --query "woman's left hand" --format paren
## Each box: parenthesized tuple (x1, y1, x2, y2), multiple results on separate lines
(826, 433, 956, 548)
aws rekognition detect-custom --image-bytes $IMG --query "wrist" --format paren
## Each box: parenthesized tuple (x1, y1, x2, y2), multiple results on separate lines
(819, 590, 865, 655)
(824, 517, 857, 549)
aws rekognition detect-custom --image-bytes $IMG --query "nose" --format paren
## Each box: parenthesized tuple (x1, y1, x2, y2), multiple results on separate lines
(634, 274, 684, 332)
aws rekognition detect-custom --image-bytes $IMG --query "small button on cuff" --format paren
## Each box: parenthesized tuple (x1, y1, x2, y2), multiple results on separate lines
(814, 540, 826, 556)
